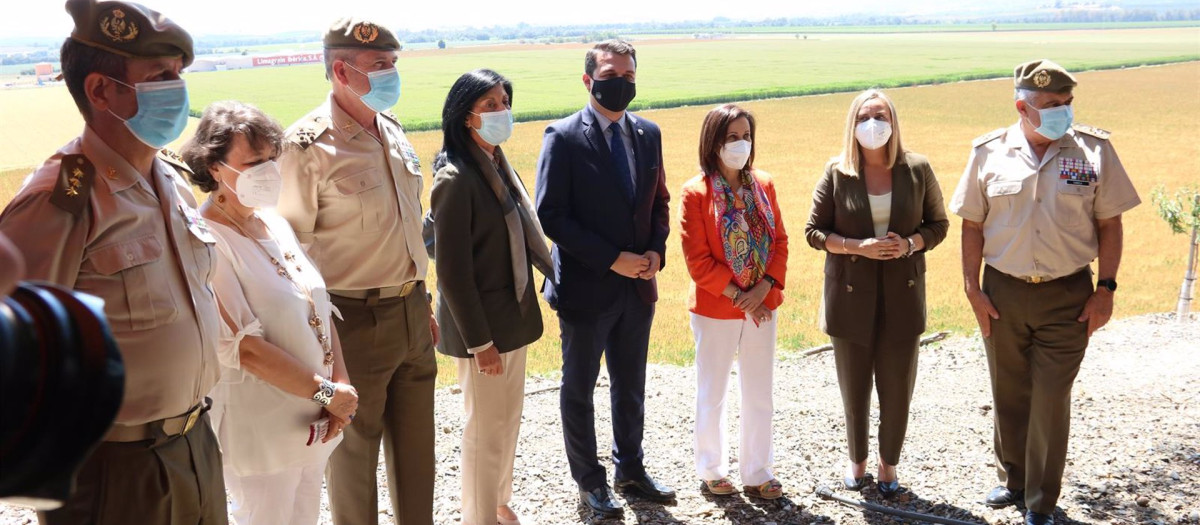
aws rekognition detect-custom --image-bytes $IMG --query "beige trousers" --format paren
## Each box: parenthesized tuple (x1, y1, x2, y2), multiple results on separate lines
(455, 348, 527, 525)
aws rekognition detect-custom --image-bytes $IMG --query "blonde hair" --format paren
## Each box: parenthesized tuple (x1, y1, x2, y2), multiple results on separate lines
(835, 89, 904, 177)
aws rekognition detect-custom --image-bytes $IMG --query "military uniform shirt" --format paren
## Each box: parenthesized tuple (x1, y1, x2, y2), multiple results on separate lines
(950, 123, 1141, 280)
(277, 95, 427, 290)
(0, 127, 221, 424)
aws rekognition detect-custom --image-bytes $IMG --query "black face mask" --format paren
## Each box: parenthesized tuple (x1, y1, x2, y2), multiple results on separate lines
(589, 76, 636, 113)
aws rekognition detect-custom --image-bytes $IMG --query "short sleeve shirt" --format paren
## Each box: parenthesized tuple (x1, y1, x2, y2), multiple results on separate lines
(950, 123, 1141, 280)
(276, 95, 427, 291)
(0, 127, 221, 424)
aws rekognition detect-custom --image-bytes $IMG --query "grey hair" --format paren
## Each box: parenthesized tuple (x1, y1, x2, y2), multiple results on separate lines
(1014, 88, 1038, 103)
(323, 48, 360, 81)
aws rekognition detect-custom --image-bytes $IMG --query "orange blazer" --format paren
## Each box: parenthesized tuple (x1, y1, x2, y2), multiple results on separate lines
(679, 170, 789, 320)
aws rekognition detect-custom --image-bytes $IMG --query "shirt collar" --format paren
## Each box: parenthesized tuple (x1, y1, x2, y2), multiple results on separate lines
(328, 93, 372, 139)
(586, 102, 629, 136)
(81, 126, 148, 194)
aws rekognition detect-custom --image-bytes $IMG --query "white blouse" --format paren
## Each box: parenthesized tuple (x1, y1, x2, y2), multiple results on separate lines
(868, 192, 892, 238)
(207, 211, 342, 477)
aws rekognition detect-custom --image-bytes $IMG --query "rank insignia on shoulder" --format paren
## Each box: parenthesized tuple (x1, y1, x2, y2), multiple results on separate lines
(972, 128, 1006, 148)
(50, 155, 95, 216)
(1071, 123, 1110, 140)
(380, 110, 401, 128)
(287, 116, 330, 150)
(157, 148, 193, 178)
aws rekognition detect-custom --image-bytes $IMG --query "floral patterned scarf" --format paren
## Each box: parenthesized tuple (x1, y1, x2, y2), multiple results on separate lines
(711, 170, 776, 290)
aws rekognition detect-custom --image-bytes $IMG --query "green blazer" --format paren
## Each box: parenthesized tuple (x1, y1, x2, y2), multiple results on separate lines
(426, 154, 543, 359)
(803, 152, 949, 346)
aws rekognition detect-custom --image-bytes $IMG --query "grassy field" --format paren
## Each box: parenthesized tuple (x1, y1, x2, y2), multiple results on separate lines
(2, 28, 1196, 170)
(2, 62, 1197, 386)
(634, 20, 1200, 34)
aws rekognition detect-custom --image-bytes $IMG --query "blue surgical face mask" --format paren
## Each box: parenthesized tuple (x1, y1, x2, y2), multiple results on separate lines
(345, 63, 401, 113)
(106, 77, 190, 149)
(470, 109, 513, 146)
(1029, 103, 1074, 140)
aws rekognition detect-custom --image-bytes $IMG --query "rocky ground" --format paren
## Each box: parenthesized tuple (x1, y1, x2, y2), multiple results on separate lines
(3, 313, 1196, 524)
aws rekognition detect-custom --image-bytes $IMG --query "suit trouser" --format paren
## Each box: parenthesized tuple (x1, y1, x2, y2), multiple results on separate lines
(558, 281, 655, 491)
(690, 313, 777, 486)
(983, 265, 1091, 515)
(224, 460, 327, 525)
(39, 413, 227, 525)
(830, 325, 921, 467)
(455, 348, 526, 525)
(328, 287, 437, 525)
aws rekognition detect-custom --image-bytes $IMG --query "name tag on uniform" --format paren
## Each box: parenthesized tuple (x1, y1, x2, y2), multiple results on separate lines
(179, 204, 216, 244)
(398, 140, 422, 176)
(1059, 157, 1097, 187)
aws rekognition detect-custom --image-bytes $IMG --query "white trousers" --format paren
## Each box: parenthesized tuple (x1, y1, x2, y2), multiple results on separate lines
(224, 460, 327, 525)
(456, 347, 526, 525)
(691, 312, 777, 486)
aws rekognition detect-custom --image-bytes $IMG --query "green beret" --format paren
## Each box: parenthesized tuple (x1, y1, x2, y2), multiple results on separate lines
(1014, 59, 1077, 93)
(324, 18, 400, 51)
(65, 0, 193, 67)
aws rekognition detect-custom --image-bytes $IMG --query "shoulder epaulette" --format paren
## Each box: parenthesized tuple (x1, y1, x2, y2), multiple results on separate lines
(157, 148, 193, 179)
(1072, 123, 1110, 140)
(972, 128, 1006, 148)
(49, 154, 94, 217)
(286, 115, 331, 150)
(380, 110, 403, 131)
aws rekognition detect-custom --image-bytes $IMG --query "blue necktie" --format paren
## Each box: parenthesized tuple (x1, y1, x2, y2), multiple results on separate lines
(608, 121, 635, 201)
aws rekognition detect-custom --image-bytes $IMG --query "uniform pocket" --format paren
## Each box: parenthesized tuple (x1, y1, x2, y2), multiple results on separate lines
(985, 180, 1024, 227)
(87, 235, 179, 331)
(1055, 182, 1095, 228)
(334, 168, 388, 232)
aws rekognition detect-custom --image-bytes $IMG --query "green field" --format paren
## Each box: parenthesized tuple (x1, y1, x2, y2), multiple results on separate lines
(2, 28, 1196, 170)
(633, 20, 1200, 34)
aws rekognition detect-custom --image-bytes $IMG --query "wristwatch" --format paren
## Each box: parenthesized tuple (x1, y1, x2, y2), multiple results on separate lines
(312, 378, 335, 407)
(763, 275, 778, 288)
(1096, 279, 1118, 292)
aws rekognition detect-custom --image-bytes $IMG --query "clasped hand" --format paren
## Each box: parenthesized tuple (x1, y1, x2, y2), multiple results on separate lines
(611, 251, 661, 280)
(858, 232, 906, 260)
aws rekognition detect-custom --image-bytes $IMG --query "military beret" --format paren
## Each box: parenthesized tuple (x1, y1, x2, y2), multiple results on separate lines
(1014, 59, 1077, 93)
(65, 0, 193, 67)
(324, 18, 400, 51)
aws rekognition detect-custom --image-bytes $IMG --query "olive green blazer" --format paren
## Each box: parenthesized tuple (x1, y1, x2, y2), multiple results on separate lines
(803, 152, 949, 346)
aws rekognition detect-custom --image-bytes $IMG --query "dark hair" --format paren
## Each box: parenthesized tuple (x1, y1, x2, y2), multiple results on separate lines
(60, 38, 129, 121)
(698, 104, 756, 176)
(180, 101, 284, 193)
(584, 39, 637, 77)
(433, 69, 513, 172)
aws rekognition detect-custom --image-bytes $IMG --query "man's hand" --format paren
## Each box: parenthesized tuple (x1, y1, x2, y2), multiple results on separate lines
(966, 288, 1000, 337)
(638, 251, 662, 280)
(611, 251, 650, 278)
(1077, 290, 1114, 336)
(733, 280, 772, 312)
(429, 313, 440, 346)
(475, 345, 503, 376)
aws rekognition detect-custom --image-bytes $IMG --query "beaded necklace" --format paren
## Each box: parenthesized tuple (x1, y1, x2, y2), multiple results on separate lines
(210, 201, 333, 366)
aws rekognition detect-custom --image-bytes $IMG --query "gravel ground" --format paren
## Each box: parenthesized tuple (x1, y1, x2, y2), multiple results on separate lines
(3, 313, 1196, 525)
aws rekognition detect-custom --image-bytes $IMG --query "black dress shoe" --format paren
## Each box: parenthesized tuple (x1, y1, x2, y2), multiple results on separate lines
(614, 473, 676, 502)
(877, 479, 902, 498)
(985, 486, 1025, 509)
(843, 473, 871, 491)
(1025, 511, 1053, 525)
(579, 486, 624, 518)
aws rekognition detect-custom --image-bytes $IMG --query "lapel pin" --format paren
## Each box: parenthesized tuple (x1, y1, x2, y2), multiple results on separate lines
(637, 128, 644, 136)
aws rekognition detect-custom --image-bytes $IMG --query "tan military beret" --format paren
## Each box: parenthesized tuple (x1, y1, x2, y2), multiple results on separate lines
(65, 0, 193, 67)
(1014, 59, 1077, 93)
(324, 18, 400, 51)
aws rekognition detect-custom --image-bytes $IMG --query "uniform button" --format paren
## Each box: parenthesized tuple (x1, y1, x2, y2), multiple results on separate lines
(359, 181, 366, 187)
(850, 255, 858, 263)
(1036, 197, 1042, 203)
(126, 252, 134, 261)
(907, 279, 915, 287)
(846, 285, 854, 293)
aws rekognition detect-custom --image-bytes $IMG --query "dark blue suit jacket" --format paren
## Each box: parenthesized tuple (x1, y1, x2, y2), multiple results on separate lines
(535, 106, 671, 312)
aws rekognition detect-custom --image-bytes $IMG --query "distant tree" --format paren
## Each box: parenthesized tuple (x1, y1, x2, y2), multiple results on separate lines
(1152, 185, 1200, 317)
(437, 40, 446, 49)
